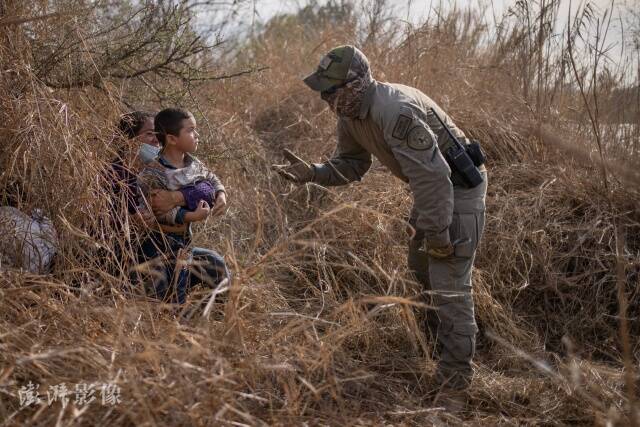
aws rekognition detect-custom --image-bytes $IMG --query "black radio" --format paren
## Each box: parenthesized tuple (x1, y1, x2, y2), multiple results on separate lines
(430, 108, 485, 188)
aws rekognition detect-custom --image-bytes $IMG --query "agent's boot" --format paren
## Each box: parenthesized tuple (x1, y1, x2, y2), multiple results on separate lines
(428, 368, 472, 413)
(431, 388, 468, 413)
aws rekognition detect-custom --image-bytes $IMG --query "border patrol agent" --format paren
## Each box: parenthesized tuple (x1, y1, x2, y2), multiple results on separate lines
(273, 45, 488, 393)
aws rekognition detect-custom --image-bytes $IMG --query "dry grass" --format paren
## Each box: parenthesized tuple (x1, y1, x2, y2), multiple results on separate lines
(1, 0, 639, 425)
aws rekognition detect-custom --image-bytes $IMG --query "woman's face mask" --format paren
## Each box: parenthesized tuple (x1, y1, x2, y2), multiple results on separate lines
(138, 143, 160, 164)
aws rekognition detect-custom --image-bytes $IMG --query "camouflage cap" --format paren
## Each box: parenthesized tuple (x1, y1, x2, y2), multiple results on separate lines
(304, 45, 369, 92)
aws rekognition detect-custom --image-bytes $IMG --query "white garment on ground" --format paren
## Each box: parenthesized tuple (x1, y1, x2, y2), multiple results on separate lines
(0, 206, 58, 274)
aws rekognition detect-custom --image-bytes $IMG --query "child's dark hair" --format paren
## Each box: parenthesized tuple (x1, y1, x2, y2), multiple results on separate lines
(117, 111, 153, 139)
(154, 108, 192, 146)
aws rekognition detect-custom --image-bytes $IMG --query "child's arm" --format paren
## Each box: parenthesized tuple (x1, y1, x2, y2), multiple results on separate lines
(210, 190, 226, 217)
(197, 159, 224, 198)
(202, 169, 227, 216)
(209, 174, 227, 216)
(207, 173, 225, 195)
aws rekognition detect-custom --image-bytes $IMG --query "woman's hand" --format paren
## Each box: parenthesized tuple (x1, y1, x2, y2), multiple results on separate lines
(210, 191, 227, 217)
(150, 190, 184, 215)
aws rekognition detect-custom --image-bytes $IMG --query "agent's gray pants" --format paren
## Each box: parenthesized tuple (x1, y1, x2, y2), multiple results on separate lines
(408, 171, 487, 389)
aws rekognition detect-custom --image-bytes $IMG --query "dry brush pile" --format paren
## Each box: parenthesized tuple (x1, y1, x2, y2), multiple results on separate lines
(1, 1, 639, 425)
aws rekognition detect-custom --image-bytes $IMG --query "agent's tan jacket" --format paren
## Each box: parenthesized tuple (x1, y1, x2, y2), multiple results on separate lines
(312, 81, 469, 247)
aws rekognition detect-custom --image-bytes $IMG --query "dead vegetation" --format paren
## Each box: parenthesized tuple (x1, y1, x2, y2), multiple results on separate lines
(1, 0, 639, 425)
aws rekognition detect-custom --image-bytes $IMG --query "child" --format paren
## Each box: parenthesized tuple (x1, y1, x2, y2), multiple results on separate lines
(137, 109, 225, 225)
(137, 108, 229, 304)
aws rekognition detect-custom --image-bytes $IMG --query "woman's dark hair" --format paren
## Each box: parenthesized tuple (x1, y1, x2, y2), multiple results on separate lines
(117, 111, 154, 139)
(154, 108, 192, 146)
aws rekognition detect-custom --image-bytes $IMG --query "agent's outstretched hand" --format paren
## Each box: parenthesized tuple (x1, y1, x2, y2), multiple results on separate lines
(272, 149, 315, 184)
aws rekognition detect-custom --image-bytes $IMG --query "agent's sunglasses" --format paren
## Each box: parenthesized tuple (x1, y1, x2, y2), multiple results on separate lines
(321, 76, 358, 95)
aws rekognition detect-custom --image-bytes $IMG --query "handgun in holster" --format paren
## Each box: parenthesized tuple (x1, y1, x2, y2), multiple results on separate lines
(430, 108, 486, 188)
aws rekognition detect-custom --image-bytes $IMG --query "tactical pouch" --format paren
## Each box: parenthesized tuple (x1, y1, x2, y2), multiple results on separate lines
(445, 145, 483, 188)
(466, 140, 486, 167)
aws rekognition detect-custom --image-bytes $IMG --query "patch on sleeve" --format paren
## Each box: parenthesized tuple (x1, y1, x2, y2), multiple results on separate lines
(407, 126, 435, 151)
(392, 113, 413, 140)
